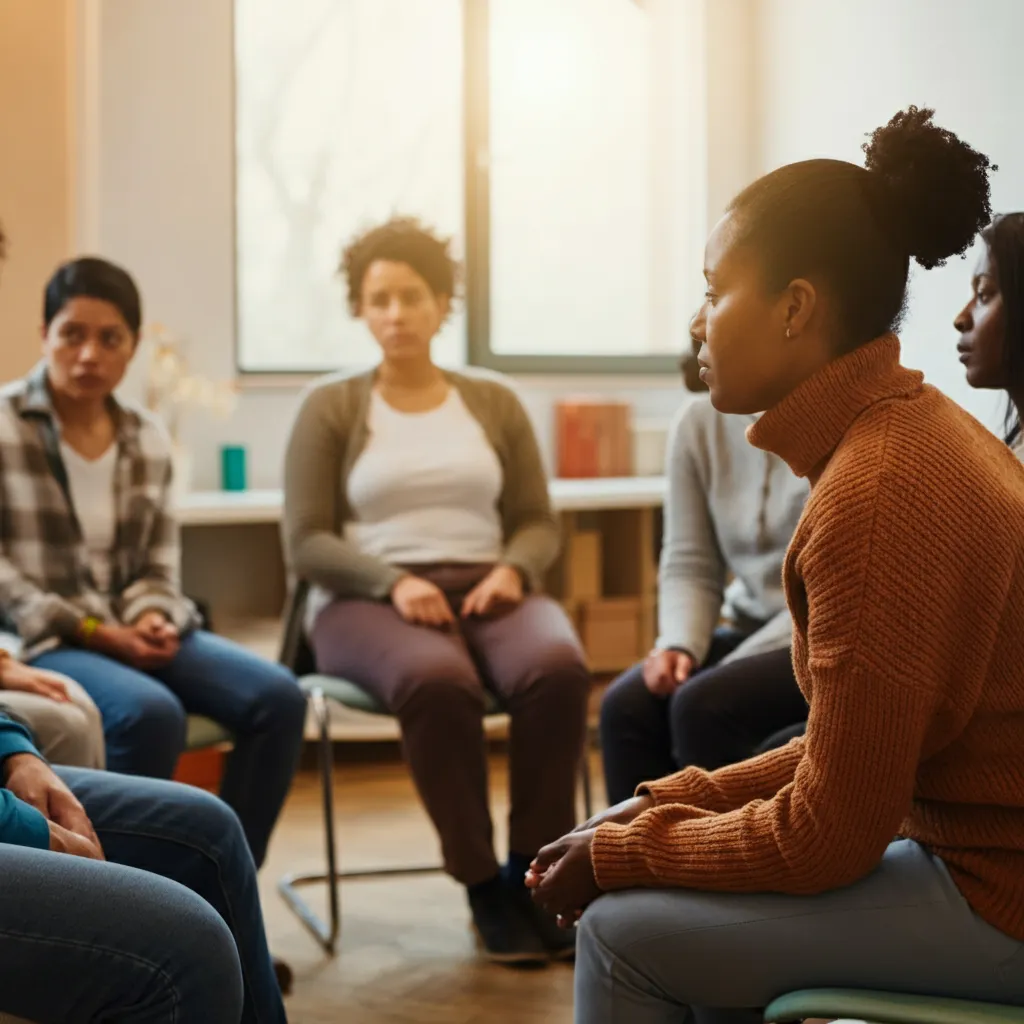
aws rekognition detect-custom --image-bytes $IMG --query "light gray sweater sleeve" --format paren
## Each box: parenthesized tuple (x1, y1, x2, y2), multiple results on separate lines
(720, 608, 793, 664)
(655, 406, 727, 663)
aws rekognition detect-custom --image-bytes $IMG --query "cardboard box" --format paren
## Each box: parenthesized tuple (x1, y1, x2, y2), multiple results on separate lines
(577, 597, 643, 673)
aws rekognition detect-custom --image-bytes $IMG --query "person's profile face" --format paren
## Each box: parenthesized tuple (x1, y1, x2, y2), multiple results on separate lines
(691, 214, 798, 415)
(954, 244, 1008, 392)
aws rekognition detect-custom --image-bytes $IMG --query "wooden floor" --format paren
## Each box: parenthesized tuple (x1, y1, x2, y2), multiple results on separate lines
(258, 751, 606, 1024)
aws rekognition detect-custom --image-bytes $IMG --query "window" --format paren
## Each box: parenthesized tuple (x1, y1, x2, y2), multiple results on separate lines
(235, 0, 705, 374)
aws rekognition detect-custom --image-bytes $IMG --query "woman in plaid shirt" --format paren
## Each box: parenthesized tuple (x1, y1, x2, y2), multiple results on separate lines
(0, 257, 306, 872)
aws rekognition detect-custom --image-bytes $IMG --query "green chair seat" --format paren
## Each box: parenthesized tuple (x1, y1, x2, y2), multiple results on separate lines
(298, 673, 503, 716)
(765, 989, 1024, 1024)
(185, 714, 233, 750)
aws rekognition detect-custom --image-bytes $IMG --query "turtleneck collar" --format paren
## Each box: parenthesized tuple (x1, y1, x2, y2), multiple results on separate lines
(747, 334, 923, 479)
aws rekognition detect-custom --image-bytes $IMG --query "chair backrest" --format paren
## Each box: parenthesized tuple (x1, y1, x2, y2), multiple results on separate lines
(279, 578, 316, 676)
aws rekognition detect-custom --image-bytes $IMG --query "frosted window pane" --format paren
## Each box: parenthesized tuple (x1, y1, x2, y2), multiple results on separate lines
(235, 0, 465, 372)
(487, 0, 699, 358)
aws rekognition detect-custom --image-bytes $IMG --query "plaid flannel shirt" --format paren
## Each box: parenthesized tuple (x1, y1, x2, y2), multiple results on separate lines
(0, 363, 199, 657)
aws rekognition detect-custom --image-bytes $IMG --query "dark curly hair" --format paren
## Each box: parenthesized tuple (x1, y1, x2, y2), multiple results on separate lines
(729, 106, 995, 351)
(981, 213, 1024, 445)
(340, 216, 458, 317)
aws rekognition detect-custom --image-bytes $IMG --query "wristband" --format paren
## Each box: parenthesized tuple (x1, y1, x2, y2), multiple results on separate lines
(79, 616, 102, 646)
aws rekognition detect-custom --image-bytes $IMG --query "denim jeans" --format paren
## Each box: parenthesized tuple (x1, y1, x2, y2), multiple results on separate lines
(32, 631, 307, 867)
(0, 768, 286, 1023)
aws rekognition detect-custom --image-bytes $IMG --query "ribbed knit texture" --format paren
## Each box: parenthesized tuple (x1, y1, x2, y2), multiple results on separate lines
(591, 334, 1024, 942)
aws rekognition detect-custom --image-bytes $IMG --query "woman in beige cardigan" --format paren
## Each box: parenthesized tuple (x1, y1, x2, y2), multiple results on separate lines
(283, 217, 590, 966)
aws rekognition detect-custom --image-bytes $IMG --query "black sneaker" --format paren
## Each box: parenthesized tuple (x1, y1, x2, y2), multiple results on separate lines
(508, 883, 577, 962)
(468, 879, 549, 966)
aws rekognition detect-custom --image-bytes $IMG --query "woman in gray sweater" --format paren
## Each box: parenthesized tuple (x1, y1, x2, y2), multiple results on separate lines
(283, 218, 589, 966)
(600, 340, 809, 803)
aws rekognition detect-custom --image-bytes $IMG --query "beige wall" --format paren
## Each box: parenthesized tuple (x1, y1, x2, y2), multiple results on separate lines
(0, 0, 72, 380)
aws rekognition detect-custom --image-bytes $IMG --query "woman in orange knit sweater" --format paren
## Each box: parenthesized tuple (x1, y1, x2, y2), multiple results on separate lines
(528, 108, 1024, 1023)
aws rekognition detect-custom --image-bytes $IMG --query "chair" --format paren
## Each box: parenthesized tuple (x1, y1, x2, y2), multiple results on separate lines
(185, 714, 233, 752)
(764, 989, 1024, 1024)
(276, 584, 595, 955)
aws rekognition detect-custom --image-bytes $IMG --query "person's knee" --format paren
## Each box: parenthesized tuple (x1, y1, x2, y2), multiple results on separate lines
(122, 689, 187, 742)
(167, 783, 251, 862)
(256, 664, 307, 729)
(534, 639, 590, 690)
(108, 689, 187, 772)
(667, 672, 722, 738)
(394, 660, 484, 717)
(599, 665, 647, 740)
(149, 878, 244, 1020)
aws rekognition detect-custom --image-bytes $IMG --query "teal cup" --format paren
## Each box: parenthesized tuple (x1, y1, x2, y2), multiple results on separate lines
(221, 445, 247, 492)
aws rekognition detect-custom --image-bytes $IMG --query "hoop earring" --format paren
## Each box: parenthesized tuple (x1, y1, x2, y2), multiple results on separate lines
(785, 327, 793, 339)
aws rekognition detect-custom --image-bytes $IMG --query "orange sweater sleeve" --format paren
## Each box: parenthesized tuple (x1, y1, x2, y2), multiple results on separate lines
(593, 659, 938, 892)
(640, 736, 805, 812)
(592, 430, 1000, 894)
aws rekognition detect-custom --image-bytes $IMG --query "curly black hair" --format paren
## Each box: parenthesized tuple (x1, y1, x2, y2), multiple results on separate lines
(340, 216, 458, 316)
(728, 106, 995, 351)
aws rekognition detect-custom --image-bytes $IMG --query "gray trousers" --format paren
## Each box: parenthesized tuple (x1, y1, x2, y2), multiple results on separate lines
(1, 677, 105, 769)
(574, 840, 1024, 1024)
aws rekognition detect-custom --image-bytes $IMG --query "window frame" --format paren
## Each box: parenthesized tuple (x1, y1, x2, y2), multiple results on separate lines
(463, 0, 682, 375)
(232, 0, 696, 378)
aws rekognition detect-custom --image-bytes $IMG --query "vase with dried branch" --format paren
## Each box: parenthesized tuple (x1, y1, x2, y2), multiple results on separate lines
(143, 323, 238, 495)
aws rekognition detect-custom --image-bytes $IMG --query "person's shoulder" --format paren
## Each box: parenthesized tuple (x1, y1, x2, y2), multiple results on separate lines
(446, 367, 532, 429)
(668, 396, 722, 436)
(294, 365, 376, 422)
(0, 378, 30, 405)
(116, 400, 173, 459)
(0, 380, 30, 432)
(833, 385, 1024, 531)
(667, 397, 753, 459)
(446, 366, 523, 405)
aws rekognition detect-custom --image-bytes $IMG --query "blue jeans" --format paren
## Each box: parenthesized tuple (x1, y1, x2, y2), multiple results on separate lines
(0, 768, 285, 1023)
(32, 631, 306, 867)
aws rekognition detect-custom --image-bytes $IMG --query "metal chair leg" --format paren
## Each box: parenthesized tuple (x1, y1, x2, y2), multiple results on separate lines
(278, 687, 340, 954)
(277, 687, 442, 956)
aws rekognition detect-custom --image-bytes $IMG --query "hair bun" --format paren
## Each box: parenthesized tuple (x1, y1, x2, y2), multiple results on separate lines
(863, 106, 995, 269)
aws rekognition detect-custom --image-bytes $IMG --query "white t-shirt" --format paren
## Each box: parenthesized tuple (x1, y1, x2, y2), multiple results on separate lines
(60, 441, 117, 594)
(305, 388, 504, 631)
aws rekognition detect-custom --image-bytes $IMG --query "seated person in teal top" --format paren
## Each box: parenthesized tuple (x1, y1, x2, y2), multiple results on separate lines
(0, 707, 286, 1022)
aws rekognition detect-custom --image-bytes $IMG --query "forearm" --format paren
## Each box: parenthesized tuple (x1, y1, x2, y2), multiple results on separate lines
(0, 586, 83, 649)
(594, 664, 932, 895)
(502, 520, 560, 588)
(291, 531, 404, 601)
(0, 789, 49, 849)
(655, 576, 724, 664)
(640, 737, 805, 812)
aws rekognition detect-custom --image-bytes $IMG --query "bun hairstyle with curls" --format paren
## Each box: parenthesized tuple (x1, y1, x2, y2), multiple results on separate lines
(340, 215, 459, 318)
(729, 106, 995, 351)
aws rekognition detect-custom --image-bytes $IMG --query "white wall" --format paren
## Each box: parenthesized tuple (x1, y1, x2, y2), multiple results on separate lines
(755, 0, 1024, 433)
(82, 0, 756, 490)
